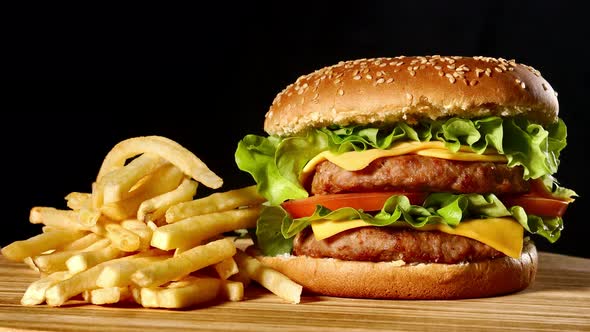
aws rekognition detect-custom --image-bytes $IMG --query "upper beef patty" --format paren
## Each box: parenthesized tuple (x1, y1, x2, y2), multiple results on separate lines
(293, 227, 505, 264)
(310, 155, 528, 195)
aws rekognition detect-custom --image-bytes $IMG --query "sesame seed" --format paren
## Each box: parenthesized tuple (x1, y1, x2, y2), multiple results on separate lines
(389, 61, 397, 66)
(438, 71, 444, 77)
(463, 79, 469, 85)
(352, 69, 360, 76)
(353, 75, 361, 80)
(485, 68, 492, 77)
(366, 74, 373, 80)
(555, 91, 558, 97)
(469, 80, 478, 86)
(445, 73, 456, 83)
(542, 83, 548, 91)
(434, 65, 442, 70)
(406, 93, 413, 100)
(520, 82, 526, 89)
(338, 89, 344, 96)
(447, 64, 456, 70)
(376, 78, 385, 84)
(494, 67, 502, 73)
(376, 71, 383, 77)
(409, 71, 416, 77)
(515, 78, 521, 84)
(386, 78, 394, 83)
(396, 62, 404, 66)
(379, 63, 387, 67)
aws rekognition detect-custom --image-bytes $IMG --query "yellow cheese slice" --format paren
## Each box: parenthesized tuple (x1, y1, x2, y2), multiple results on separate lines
(301, 141, 506, 177)
(311, 217, 523, 258)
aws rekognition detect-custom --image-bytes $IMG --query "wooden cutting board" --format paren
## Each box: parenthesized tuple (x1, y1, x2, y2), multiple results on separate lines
(0, 252, 589, 332)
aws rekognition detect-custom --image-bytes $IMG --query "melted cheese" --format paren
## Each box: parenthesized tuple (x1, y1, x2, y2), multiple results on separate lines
(301, 141, 507, 180)
(311, 217, 523, 258)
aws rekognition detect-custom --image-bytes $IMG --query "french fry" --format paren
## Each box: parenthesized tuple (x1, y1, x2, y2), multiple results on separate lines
(121, 219, 153, 251)
(21, 271, 72, 306)
(77, 208, 101, 228)
(138, 178, 198, 224)
(96, 255, 168, 288)
(33, 238, 111, 274)
(66, 245, 124, 273)
(1, 230, 86, 262)
(139, 276, 221, 308)
(105, 223, 140, 252)
(96, 135, 223, 189)
(82, 287, 132, 305)
(65, 192, 92, 210)
(234, 250, 302, 304)
(166, 185, 265, 223)
(132, 238, 236, 288)
(220, 280, 244, 302)
(214, 257, 239, 280)
(45, 251, 160, 306)
(29, 207, 86, 231)
(151, 206, 261, 250)
(100, 164, 184, 221)
(57, 233, 102, 252)
(102, 153, 165, 204)
(23, 257, 40, 273)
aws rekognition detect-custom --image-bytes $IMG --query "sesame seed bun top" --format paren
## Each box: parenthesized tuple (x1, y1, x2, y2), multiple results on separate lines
(264, 56, 559, 137)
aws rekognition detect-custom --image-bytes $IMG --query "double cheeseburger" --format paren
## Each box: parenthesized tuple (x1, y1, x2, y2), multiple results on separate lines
(235, 55, 576, 299)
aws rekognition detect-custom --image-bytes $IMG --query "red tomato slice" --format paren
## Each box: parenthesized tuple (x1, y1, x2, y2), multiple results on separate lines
(502, 196, 569, 217)
(281, 192, 428, 219)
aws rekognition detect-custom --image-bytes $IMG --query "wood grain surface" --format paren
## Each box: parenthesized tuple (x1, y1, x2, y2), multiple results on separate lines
(0, 252, 589, 332)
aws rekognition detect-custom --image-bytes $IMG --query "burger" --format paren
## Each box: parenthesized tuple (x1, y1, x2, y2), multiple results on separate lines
(235, 55, 576, 299)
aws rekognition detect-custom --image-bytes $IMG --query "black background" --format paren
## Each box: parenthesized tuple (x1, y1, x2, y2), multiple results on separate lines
(3, 1, 589, 258)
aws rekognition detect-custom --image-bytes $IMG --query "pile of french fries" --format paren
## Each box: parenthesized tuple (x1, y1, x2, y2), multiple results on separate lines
(1, 136, 302, 308)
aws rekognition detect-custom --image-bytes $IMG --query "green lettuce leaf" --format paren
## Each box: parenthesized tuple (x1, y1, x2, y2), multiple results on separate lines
(235, 116, 570, 205)
(254, 193, 564, 256)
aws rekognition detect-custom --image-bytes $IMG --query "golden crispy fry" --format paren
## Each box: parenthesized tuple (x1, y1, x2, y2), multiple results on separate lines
(45, 264, 104, 306)
(166, 185, 265, 223)
(132, 238, 236, 287)
(23, 257, 40, 273)
(138, 178, 198, 224)
(1, 230, 85, 262)
(105, 223, 140, 252)
(33, 238, 111, 274)
(100, 164, 184, 221)
(45, 251, 160, 306)
(220, 280, 244, 302)
(234, 250, 302, 304)
(214, 257, 239, 280)
(21, 271, 72, 306)
(57, 233, 102, 252)
(102, 153, 165, 204)
(96, 255, 168, 288)
(139, 276, 221, 308)
(29, 207, 87, 231)
(82, 287, 132, 305)
(96, 136, 222, 189)
(151, 206, 261, 250)
(120, 219, 153, 251)
(77, 208, 101, 227)
(66, 245, 124, 273)
(65, 192, 92, 210)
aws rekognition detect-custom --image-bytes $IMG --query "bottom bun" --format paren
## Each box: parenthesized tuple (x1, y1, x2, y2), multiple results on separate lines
(252, 240, 537, 299)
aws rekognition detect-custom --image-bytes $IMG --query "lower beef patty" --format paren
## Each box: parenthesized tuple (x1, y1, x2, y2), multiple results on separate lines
(310, 155, 528, 195)
(293, 227, 505, 264)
